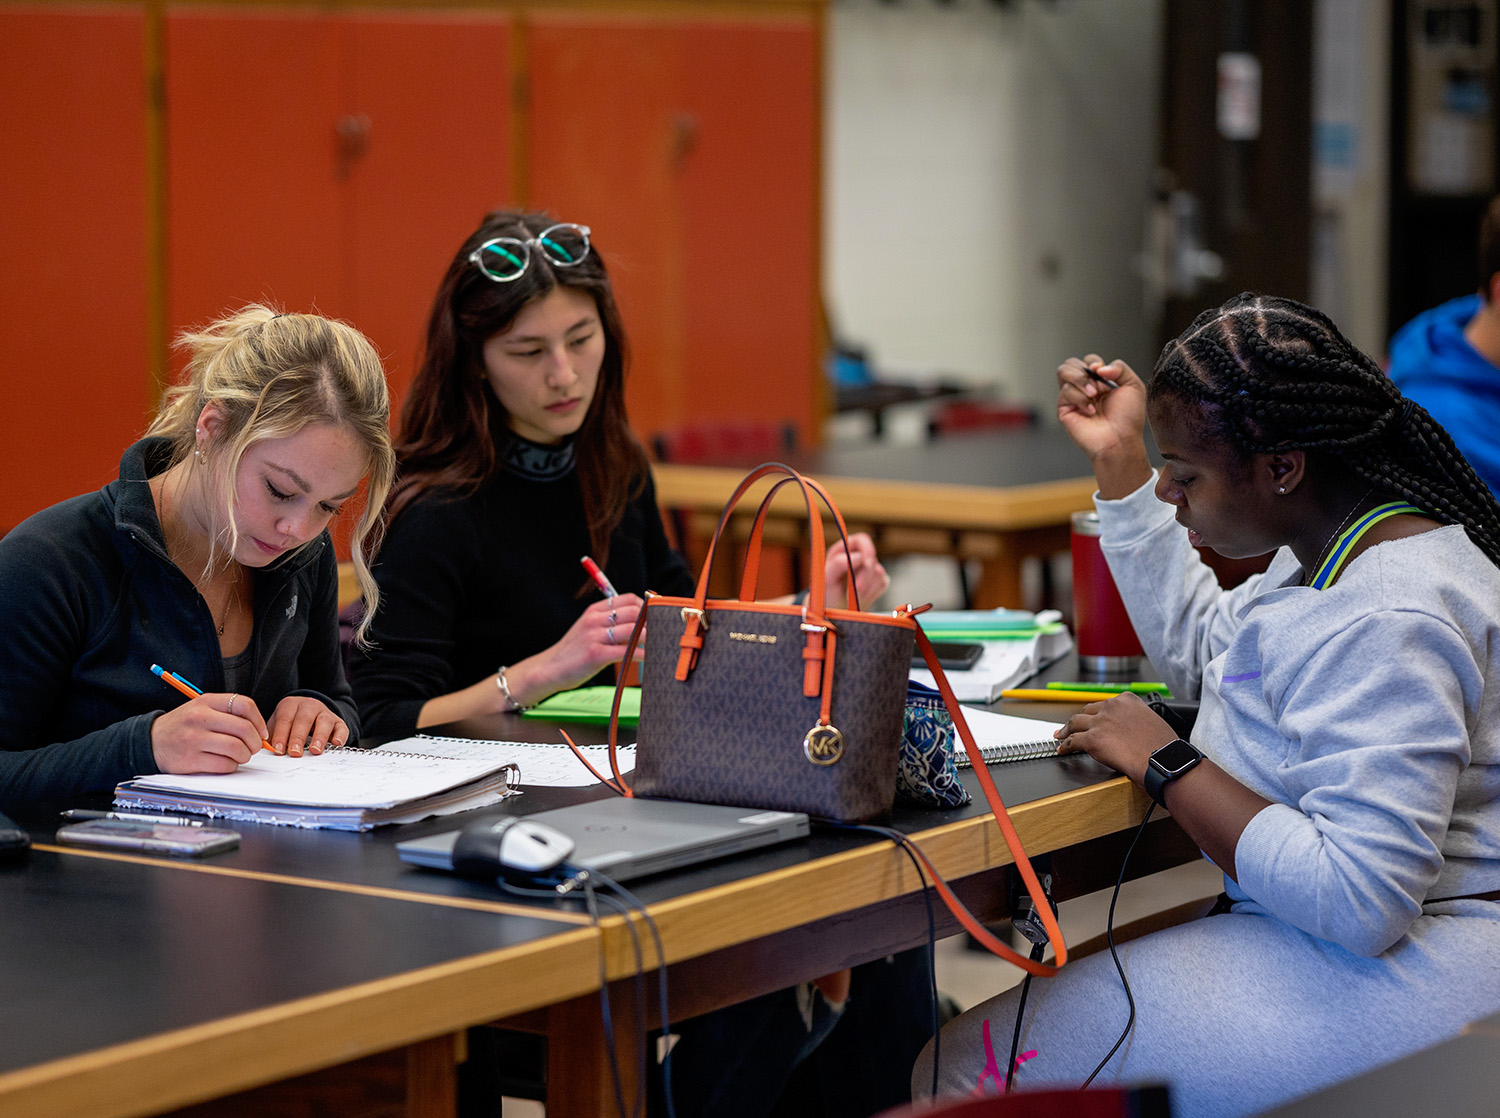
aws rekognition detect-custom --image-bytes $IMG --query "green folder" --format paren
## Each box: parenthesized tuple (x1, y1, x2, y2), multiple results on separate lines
(918, 609, 1065, 640)
(520, 685, 641, 727)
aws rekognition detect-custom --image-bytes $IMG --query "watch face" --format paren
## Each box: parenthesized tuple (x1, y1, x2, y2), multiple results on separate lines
(1151, 738, 1201, 776)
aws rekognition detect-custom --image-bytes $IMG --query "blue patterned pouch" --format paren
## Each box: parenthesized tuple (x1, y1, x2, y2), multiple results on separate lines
(897, 680, 971, 808)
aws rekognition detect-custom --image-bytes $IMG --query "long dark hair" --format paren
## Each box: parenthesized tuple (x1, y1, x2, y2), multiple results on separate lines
(1151, 292, 1500, 567)
(389, 210, 649, 567)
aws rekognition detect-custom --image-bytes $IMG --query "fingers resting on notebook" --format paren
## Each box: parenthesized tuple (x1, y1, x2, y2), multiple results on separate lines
(268, 696, 348, 757)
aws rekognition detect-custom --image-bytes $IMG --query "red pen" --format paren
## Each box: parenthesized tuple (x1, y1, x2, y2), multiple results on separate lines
(580, 555, 618, 598)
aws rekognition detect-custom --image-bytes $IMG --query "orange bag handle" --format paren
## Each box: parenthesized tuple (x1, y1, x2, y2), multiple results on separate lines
(735, 473, 859, 610)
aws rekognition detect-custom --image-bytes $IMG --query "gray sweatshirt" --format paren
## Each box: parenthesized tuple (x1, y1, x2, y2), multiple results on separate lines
(1096, 475, 1500, 956)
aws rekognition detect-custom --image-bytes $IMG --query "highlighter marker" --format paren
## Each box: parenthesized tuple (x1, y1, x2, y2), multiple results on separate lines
(580, 556, 618, 598)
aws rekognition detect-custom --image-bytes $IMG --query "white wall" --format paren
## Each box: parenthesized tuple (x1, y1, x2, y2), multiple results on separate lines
(824, 0, 1164, 415)
(1312, 0, 1392, 358)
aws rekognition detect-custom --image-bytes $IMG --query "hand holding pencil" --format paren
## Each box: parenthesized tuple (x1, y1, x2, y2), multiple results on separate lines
(149, 664, 276, 774)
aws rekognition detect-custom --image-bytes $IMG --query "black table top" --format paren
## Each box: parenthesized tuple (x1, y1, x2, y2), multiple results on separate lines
(0, 847, 577, 1077)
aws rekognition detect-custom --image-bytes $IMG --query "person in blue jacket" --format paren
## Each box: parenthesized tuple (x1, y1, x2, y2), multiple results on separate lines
(1387, 193, 1500, 496)
(0, 305, 394, 808)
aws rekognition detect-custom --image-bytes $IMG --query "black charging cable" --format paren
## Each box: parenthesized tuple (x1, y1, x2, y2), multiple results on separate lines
(818, 821, 943, 1098)
(1079, 802, 1156, 1087)
(583, 878, 649, 1118)
(1005, 938, 1048, 1091)
(585, 869, 678, 1118)
(495, 866, 678, 1118)
(1005, 872, 1058, 1092)
(498, 870, 636, 1118)
(985, 802, 1155, 1094)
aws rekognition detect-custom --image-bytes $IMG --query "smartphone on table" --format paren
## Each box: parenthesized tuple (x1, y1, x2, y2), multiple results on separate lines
(56, 819, 241, 858)
(911, 641, 985, 671)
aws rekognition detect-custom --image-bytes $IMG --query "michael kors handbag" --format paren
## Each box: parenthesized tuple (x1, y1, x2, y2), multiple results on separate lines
(577, 462, 1068, 976)
(629, 463, 912, 821)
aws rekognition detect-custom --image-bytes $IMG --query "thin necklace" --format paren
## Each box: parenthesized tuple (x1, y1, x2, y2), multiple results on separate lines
(1303, 487, 1373, 586)
(154, 472, 239, 637)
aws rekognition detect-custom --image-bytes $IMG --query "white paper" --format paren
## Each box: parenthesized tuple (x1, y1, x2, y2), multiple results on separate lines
(910, 627, 1073, 704)
(123, 735, 630, 805)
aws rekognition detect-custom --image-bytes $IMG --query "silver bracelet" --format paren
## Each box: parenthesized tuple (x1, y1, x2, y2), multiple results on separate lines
(495, 666, 530, 712)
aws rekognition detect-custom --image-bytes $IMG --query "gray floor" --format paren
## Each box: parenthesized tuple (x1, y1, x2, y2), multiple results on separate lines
(935, 856, 1226, 1011)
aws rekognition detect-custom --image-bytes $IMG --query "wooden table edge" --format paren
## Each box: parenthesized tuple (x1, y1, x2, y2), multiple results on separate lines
(0, 925, 601, 1118)
(591, 776, 1152, 975)
(652, 463, 1097, 532)
(34, 843, 595, 925)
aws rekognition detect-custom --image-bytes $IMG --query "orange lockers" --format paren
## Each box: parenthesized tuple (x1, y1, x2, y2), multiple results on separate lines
(165, 9, 516, 410)
(527, 13, 821, 446)
(0, 7, 152, 532)
(1, 1, 823, 533)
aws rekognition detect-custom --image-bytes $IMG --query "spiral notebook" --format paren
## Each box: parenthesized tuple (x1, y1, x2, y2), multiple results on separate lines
(950, 707, 1065, 767)
(113, 736, 526, 830)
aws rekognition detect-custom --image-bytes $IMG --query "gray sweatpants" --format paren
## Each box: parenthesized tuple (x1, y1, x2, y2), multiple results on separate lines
(913, 901, 1500, 1117)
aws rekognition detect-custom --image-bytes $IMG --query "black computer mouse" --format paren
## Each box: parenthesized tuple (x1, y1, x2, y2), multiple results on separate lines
(451, 816, 576, 880)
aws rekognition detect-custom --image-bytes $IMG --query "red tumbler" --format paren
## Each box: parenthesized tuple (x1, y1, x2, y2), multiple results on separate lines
(1070, 510, 1143, 675)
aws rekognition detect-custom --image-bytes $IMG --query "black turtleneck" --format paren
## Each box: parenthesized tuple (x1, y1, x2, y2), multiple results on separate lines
(350, 434, 693, 736)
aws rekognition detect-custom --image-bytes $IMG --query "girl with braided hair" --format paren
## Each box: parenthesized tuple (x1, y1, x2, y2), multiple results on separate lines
(916, 293, 1500, 1116)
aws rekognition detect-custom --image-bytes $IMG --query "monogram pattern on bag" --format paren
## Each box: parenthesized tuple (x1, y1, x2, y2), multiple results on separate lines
(633, 601, 913, 821)
(897, 682, 971, 808)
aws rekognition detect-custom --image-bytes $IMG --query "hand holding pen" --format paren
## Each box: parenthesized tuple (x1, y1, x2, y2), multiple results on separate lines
(1055, 354, 1152, 498)
(580, 556, 632, 652)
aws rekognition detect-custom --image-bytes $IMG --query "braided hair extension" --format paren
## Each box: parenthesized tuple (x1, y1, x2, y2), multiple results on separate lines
(1150, 293, 1500, 568)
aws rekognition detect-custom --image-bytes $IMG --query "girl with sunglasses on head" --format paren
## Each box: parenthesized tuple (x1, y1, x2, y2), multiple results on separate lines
(915, 293, 1500, 1116)
(0, 306, 393, 808)
(349, 210, 887, 734)
(348, 211, 920, 1118)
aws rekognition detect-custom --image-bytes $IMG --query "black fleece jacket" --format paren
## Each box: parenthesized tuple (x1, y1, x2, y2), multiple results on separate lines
(0, 438, 356, 807)
(349, 465, 693, 738)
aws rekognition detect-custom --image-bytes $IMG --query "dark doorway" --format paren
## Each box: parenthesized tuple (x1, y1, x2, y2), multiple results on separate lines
(1387, 0, 1500, 338)
(1152, 0, 1314, 349)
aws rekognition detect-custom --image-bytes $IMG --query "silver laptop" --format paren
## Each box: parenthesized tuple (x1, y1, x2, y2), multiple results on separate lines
(396, 797, 810, 882)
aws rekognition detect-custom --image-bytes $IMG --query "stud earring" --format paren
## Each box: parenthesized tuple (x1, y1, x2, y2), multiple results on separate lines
(1277, 486, 1286, 494)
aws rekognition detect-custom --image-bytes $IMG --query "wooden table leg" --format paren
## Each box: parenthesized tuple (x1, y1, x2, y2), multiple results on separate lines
(971, 525, 1073, 610)
(545, 990, 645, 1118)
(405, 1033, 463, 1118)
(972, 553, 1025, 610)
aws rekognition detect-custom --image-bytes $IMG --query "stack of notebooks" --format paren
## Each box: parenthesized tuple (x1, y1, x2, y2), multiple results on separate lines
(910, 608, 1074, 703)
(116, 737, 532, 830)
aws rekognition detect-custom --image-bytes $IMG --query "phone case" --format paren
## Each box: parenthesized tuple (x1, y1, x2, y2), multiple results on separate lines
(911, 642, 985, 671)
(55, 819, 240, 858)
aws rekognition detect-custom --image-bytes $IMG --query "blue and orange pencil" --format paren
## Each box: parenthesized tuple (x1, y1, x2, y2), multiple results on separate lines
(150, 664, 274, 753)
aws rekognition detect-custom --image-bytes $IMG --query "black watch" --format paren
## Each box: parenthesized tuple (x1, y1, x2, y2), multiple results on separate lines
(1142, 738, 1203, 808)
